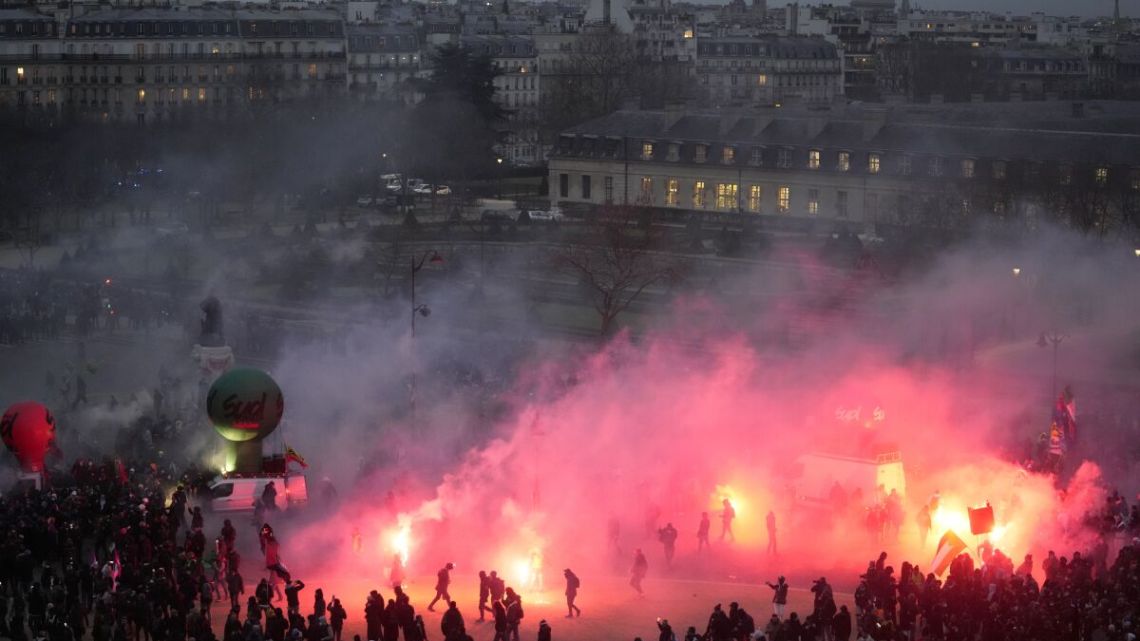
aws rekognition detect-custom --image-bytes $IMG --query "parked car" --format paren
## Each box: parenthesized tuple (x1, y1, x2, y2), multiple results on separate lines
(412, 184, 435, 195)
(356, 195, 375, 207)
(521, 209, 564, 222)
(206, 474, 308, 513)
(434, 185, 452, 196)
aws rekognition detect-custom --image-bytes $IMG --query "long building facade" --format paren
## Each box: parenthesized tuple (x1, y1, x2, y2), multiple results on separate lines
(547, 101, 1140, 228)
(0, 7, 345, 123)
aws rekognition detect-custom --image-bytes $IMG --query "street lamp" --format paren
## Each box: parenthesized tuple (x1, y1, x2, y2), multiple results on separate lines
(1037, 330, 1067, 399)
(409, 250, 444, 431)
(496, 157, 504, 199)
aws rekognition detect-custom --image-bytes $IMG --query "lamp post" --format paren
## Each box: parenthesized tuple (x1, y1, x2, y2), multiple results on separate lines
(496, 157, 504, 199)
(1037, 330, 1067, 399)
(410, 250, 444, 431)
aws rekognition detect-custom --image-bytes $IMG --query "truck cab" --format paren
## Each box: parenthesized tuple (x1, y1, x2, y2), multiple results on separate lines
(207, 474, 308, 513)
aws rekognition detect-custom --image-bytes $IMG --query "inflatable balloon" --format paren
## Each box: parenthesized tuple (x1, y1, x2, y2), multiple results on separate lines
(207, 368, 284, 442)
(1, 401, 57, 472)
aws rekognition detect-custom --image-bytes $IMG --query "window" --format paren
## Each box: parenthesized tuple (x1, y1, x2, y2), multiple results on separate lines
(899, 155, 911, 176)
(836, 190, 848, 217)
(667, 144, 679, 161)
(748, 185, 762, 212)
(1095, 166, 1108, 186)
(641, 142, 653, 159)
(749, 147, 763, 166)
(808, 149, 821, 170)
(868, 153, 881, 174)
(1058, 164, 1072, 186)
(867, 193, 879, 219)
(136, 88, 145, 103)
(757, 73, 768, 86)
(993, 161, 1006, 180)
(716, 183, 738, 210)
(666, 179, 679, 206)
(929, 157, 943, 177)
(603, 176, 613, 204)
(198, 87, 206, 102)
(807, 189, 819, 214)
(961, 159, 975, 178)
(559, 173, 568, 198)
(1131, 168, 1140, 191)
(695, 145, 707, 163)
(639, 177, 653, 203)
(722, 147, 735, 165)
(837, 152, 850, 172)
(961, 198, 971, 217)
(581, 175, 591, 199)
(778, 149, 790, 169)
(693, 181, 707, 208)
(777, 186, 790, 212)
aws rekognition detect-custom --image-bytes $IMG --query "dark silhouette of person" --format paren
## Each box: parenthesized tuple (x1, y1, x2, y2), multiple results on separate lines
(697, 512, 711, 552)
(766, 576, 789, 619)
(658, 523, 678, 567)
(563, 568, 581, 618)
(262, 483, 278, 512)
(427, 562, 454, 611)
(630, 549, 648, 595)
(491, 599, 508, 641)
(720, 499, 736, 542)
(478, 570, 492, 621)
(440, 601, 464, 641)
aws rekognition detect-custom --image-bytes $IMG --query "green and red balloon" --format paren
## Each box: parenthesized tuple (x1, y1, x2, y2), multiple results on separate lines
(206, 368, 284, 442)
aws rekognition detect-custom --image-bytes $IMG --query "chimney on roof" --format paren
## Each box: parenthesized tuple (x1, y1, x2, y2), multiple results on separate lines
(863, 107, 888, 141)
(664, 101, 687, 130)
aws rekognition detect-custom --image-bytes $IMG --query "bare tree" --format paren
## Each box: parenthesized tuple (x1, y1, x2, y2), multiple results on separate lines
(553, 206, 684, 335)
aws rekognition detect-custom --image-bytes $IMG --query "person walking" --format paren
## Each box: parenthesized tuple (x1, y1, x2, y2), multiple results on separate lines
(563, 569, 581, 618)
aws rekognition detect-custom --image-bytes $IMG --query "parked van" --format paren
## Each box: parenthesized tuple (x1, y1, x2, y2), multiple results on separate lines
(207, 474, 308, 513)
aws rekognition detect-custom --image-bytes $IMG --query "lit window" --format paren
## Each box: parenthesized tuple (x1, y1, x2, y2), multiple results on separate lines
(808, 149, 820, 170)
(308, 63, 317, 79)
(838, 152, 850, 172)
(961, 159, 975, 178)
(757, 73, 768, 86)
(137, 88, 145, 103)
(993, 161, 1006, 180)
(807, 189, 819, 214)
(868, 153, 881, 174)
(666, 178, 679, 205)
(1095, 166, 1108, 186)
(641, 142, 653, 159)
(693, 181, 707, 208)
(17, 66, 25, 80)
(197, 87, 206, 102)
(748, 185, 762, 212)
(716, 183, 738, 210)
(778, 186, 790, 212)
(722, 147, 735, 164)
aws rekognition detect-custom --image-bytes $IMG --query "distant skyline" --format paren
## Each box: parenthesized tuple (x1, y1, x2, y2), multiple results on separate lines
(913, 0, 1132, 17)
(682, 0, 1138, 19)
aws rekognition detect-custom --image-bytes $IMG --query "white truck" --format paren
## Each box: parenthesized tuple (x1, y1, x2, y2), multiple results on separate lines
(207, 474, 309, 513)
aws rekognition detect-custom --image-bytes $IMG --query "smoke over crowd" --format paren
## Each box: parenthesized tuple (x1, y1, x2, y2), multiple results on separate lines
(245, 227, 1140, 593)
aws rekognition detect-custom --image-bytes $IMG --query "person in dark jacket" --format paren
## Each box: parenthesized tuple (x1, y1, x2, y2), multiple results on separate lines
(441, 601, 465, 640)
(563, 568, 581, 618)
(428, 563, 454, 612)
(833, 605, 852, 641)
